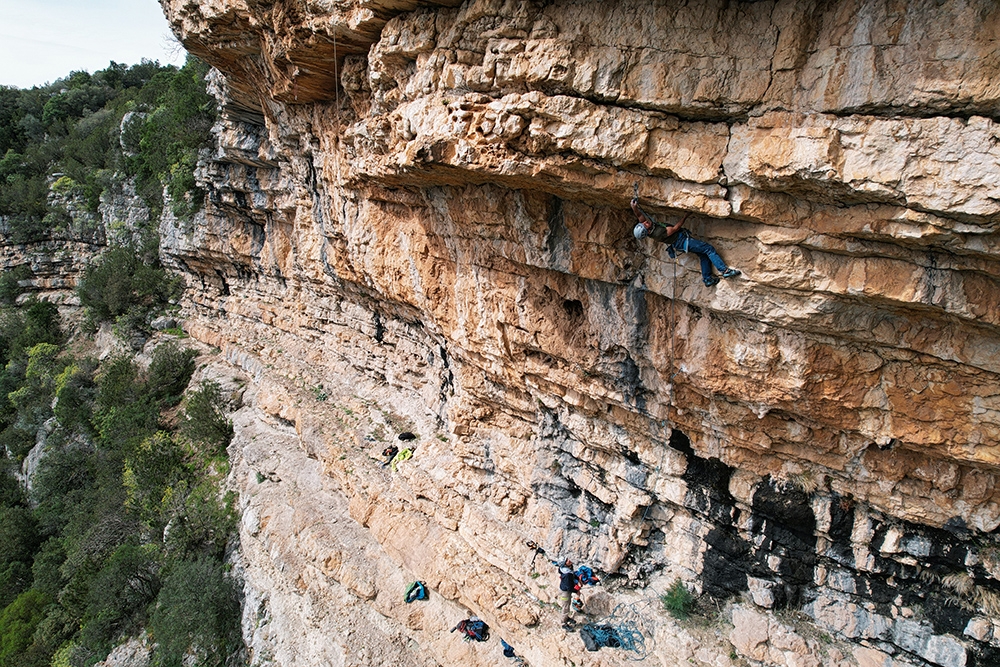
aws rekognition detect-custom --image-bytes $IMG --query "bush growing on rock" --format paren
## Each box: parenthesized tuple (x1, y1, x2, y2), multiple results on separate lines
(662, 578, 695, 620)
(77, 243, 182, 337)
(146, 342, 197, 407)
(179, 380, 233, 454)
(0, 589, 51, 666)
(149, 557, 241, 667)
(0, 266, 32, 305)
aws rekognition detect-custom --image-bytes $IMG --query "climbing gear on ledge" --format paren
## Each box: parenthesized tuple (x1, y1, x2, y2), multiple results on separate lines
(381, 444, 399, 467)
(390, 447, 413, 471)
(452, 616, 489, 642)
(580, 624, 623, 651)
(582, 599, 656, 659)
(525, 540, 545, 573)
(722, 267, 741, 279)
(404, 581, 428, 603)
(576, 565, 600, 586)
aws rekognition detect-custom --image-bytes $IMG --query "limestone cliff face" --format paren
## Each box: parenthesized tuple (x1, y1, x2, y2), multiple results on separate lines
(160, 1, 1000, 666)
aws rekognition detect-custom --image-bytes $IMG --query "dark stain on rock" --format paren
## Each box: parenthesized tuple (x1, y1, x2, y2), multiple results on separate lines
(618, 351, 647, 412)
(545, 196, 572, 272)
(749, 479, 817, 605)
(670, 429, 751, 597)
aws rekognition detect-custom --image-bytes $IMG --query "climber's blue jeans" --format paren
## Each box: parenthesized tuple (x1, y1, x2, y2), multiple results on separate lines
(680, 233, 729, 283)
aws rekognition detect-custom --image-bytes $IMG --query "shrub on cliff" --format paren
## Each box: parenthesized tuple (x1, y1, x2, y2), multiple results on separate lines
(128, 57, 216, 220)
(77, 243, 182, 335)
(0, 589, 51, 667)
(149, 557, 240, 667)
(52, 358, 98, 436)
(662, 578, 695, 620)
(179, 380, 233, 454)
(93, 355, 159, 454)
(146, 342, 198, 407)
(0, 504, 40, 601)
(8, 343, 67, 434)
(0, 266, 32, 306)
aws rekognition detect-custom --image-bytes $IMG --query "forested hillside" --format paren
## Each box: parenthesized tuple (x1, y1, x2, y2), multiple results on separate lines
(0, 58, 215, 243)
(0, 59, 242, 667)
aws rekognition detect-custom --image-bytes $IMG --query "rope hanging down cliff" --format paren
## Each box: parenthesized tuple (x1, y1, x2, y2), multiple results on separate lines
(632, 183, 677, 525)
(332, 27, 344, 220)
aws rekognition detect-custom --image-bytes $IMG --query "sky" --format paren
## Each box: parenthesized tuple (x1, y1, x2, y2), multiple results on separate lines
(0, 0, 187, 89)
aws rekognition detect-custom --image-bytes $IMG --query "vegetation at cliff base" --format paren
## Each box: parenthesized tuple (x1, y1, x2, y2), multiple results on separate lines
(0, 298, 240, 667)
(76, 240, 183, 338)
(0, 57, 240, 667)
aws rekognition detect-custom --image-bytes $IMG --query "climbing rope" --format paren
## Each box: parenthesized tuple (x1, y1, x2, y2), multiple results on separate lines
(668, 238, 676, 414)
(582, 598, 659, 660)
(632, 183, 679, 522)
(332, 25, 345, 223)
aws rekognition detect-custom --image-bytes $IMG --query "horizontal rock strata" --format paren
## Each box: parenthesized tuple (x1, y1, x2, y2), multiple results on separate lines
(159, 0, 1000, 665)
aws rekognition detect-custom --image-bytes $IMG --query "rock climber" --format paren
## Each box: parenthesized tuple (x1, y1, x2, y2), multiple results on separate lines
(553, 557, 580, 628)
(631, 197, 740, 287)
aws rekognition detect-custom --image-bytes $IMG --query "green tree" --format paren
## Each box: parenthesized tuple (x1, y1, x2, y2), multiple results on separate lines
(123, 432, 185, 528)
(0, 506, 41, 608)
(0, 589, 50, 667)
(13, 300, 61, 356)
(77, 244, 182, 334)
(146, 342, 197, 406)
(179, 380, 233, 455)
(79, 541, 161, 655)
(129, 57, 215, 219)
(8, 343, 66, 433)
(0, 266, 32, 306)
(52, 359, 97, 435)
(149, 558, 240, 667)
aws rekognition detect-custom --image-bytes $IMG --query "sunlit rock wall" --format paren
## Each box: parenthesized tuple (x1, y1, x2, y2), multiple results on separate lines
(160, 1, 1000, 666)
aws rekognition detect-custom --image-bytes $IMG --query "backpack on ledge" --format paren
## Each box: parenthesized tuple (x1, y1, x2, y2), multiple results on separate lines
(464, 618, 489, 642)
(404, 581, 427, 603)
(576, 565, 600, 586)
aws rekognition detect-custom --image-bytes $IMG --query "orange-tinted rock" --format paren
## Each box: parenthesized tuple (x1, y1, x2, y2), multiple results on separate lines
(158, 1, 1000, 665)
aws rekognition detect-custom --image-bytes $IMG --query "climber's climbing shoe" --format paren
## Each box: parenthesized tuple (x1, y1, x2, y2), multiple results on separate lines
(722, 268, 741, 279)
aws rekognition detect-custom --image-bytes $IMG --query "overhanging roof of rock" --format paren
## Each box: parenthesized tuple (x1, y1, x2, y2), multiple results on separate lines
(161, 0, 465, 105)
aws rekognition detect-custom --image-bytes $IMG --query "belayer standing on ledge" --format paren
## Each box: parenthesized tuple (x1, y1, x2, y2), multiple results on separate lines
(553, 557, 580, 629)
(631, 197, 740, 287)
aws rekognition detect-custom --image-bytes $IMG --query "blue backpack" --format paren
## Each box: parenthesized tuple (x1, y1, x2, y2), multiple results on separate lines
(465, 619, 489, 642)
(576, 565, 600, 586)
(404, 581, 428, 603)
